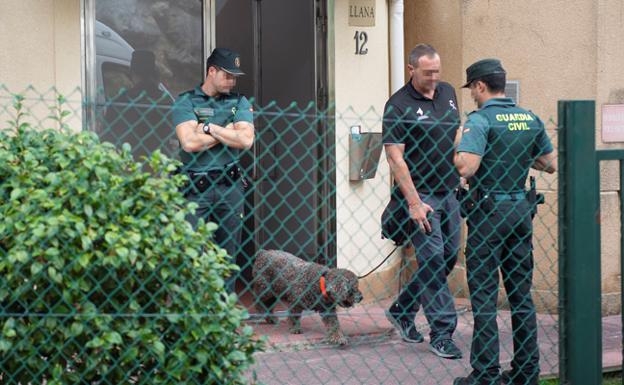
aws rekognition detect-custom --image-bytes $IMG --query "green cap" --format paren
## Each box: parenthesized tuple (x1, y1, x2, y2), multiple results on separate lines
(206, 48, 245, 76)
(462, 58, 506, 88)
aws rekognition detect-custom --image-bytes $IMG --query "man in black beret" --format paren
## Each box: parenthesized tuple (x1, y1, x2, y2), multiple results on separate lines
(453, 59, 556, 385)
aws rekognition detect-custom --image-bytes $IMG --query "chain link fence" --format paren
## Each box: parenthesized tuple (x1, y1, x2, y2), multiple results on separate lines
(0, 86, 565, 384)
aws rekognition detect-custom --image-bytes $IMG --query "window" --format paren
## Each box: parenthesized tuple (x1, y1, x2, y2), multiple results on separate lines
(85, 0, 211, 159)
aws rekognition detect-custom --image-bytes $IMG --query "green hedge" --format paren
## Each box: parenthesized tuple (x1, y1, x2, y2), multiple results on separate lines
(0, 95, 262, 384)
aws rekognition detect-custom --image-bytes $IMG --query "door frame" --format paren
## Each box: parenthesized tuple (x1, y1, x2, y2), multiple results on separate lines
(315, 0, 336, 266)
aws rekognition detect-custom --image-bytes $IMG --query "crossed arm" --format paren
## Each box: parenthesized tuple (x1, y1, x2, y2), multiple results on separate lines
(176, 120, 255, 153)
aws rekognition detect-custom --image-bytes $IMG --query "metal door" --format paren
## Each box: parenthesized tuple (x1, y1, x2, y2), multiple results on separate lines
(215, 0, 333, 281)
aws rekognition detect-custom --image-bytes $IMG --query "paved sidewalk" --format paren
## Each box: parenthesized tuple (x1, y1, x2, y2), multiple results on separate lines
(246, 299, 622, 385)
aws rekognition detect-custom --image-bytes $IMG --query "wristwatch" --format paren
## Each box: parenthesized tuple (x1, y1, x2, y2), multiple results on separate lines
(202, 123, 211, 135)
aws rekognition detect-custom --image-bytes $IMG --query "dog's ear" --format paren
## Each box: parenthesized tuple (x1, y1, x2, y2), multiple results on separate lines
(323, 270, 339, 298)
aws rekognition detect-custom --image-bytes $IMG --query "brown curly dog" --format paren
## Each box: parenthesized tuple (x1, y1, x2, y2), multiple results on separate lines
(252, 249, 363, 345)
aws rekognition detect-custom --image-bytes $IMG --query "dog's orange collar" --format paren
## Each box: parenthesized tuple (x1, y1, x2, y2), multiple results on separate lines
(320, 275, 329, 300)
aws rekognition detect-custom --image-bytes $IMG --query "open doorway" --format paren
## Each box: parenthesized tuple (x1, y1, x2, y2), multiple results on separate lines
(215, 0, 334, 303)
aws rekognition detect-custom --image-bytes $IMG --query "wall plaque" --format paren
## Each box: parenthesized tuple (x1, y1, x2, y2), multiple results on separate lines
(349, 0, 375, 27)
(602, 104, 624, 143)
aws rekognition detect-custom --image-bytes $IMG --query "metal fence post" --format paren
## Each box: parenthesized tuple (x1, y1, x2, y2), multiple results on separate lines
(558, 100, 601, 385)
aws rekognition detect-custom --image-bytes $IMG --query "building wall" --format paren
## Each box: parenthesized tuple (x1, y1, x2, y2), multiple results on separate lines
(405, 0, 624, 314)
(403, 1, 463, 94)
(332, 0, 397, 285)
(0, 0, 82, 128)
(596, 0, 624, 313)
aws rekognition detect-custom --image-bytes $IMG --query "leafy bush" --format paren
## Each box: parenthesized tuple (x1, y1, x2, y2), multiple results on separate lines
(0, 95, 262, 384)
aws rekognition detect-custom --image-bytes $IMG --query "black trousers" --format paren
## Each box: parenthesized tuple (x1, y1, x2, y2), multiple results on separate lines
(395, 192, 461, 342)
(186, 180, 244, 293)
(465, 198, 539, 383)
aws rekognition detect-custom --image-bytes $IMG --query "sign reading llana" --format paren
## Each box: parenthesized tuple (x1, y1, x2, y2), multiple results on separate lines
(349, 0, 375, 27)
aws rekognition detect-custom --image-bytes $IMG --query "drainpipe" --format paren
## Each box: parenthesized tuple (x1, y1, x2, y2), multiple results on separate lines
(388, 0, 405, 290)
(389, 0, 404, 93)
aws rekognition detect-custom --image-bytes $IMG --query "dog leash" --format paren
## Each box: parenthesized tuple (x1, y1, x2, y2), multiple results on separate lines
(357, 245, 399, 280)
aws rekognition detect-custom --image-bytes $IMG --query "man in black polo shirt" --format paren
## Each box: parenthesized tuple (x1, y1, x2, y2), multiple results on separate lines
(383, 44, 462, 359)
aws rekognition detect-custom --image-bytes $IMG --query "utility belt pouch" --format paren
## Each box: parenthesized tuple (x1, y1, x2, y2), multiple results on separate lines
(186, 163, 242, 194)
(456, 187, 477, 218)
(224, 163, 241, 184)
(526, 176, 545, 219)
(188, 172, 211, 194)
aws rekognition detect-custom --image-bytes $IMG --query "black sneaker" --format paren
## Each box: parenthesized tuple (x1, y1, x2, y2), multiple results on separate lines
(501, 370, 512, 385)
(384, 310, 424, 343)
(501, 370, 538, 385)
(429, 338, 463, 359)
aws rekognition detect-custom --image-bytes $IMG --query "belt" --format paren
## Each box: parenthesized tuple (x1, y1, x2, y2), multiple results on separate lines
(488, 192, 526, 201)
(186, 163, 241, 192)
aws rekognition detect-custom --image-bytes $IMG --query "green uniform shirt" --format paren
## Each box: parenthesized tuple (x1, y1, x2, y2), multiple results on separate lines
(171, 85, 253, 171)
(457, 98, 553, 192)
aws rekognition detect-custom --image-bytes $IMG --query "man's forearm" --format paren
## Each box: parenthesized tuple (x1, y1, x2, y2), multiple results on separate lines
(209, 122, 254, 150)
(389, 159, 422, 208)
(177, 122, 219, 152)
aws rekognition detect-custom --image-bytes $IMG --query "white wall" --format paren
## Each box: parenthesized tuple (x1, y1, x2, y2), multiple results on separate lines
(333, 0, 395, 274)
(0, 0, 82, 129)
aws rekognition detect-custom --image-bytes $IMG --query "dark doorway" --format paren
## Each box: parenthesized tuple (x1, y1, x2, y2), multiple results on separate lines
(215, 0, 335, 289)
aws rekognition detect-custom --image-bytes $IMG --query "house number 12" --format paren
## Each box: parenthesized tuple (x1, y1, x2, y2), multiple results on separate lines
(354, 31, 368, 55)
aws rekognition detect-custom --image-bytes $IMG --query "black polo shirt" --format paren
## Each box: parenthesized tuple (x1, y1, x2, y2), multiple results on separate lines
(382, 81, 460, 194)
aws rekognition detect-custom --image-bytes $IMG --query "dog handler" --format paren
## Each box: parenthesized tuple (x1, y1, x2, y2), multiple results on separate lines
(382, 44, 463, 359)
(453, 59, 556, 385)
(172, 48, 254, 292)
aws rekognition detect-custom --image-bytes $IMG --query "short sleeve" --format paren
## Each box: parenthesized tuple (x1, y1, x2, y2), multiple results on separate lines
(382, 103, 405, 145)
(234, 96, 254, 123)
(457, 113, 489, 156)
(533, 117, 554, 156)
(171, 94, 196, 127)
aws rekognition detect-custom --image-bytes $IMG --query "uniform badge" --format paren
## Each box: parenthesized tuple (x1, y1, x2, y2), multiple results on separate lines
(194, 108, 215, 120)
(417, 107, 424, 116)
(234, 57, 241, 68)
(231, 106, 238, 115)
(449, 100, 457, 110)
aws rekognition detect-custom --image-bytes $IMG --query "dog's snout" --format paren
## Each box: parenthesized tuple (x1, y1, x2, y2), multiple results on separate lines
(355, 291, 363, 303)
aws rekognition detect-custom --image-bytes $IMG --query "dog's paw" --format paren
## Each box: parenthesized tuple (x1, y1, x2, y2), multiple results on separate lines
(326, 332, 348, 346)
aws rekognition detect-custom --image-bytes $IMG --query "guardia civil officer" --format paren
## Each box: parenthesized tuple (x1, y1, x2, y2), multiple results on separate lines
(383, 44, 463, 360)
(453, 59, 556, 385)
(172, 48, 254, 293)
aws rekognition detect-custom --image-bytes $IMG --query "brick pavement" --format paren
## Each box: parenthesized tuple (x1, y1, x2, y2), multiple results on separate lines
(246, 299, 622, 385)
